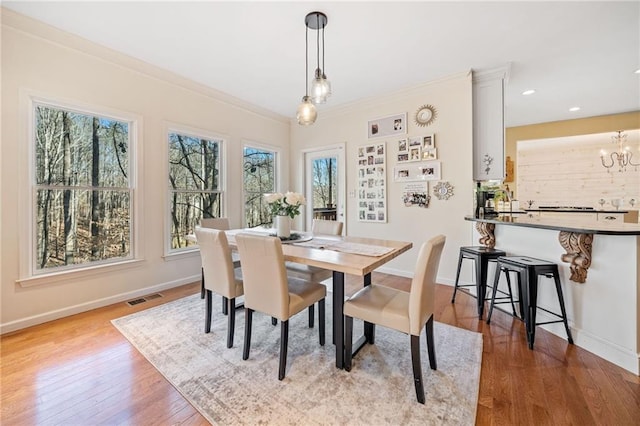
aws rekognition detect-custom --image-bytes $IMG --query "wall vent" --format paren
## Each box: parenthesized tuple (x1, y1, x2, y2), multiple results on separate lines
(126, 293, 163, 306)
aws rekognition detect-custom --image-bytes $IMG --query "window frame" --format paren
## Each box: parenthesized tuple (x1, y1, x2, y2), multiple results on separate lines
(19, 94, 143, 285)
(241, 141, 281, 228)
(165, 123, 227, 256)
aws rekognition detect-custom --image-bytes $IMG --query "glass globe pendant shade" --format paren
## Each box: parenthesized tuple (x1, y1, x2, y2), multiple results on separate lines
(296, 96, 317, 125)
(310, 68, 331, 104)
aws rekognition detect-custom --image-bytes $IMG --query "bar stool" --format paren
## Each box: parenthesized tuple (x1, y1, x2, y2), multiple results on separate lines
(452, 246, 506, 318)
(487, 256, 574, 349)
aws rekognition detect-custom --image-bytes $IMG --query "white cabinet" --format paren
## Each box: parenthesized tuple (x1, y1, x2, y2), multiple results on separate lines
(472, 67, 507, 181)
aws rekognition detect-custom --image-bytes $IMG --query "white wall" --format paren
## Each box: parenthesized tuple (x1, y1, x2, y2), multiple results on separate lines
(290, 73, 475, 281)
(1, 10, 290, 332)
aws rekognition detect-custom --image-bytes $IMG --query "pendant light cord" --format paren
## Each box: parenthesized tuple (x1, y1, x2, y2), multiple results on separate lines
(316, 14, 321, 74)
(305, 24, 309, 96)
(322, 21, 325, 75)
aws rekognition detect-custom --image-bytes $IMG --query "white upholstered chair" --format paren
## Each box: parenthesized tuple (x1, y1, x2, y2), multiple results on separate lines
(344, 234, 446, 404)
(195, 227, 244, 348)
(199, 218, 240, 308)
(235, 233, 326, 380)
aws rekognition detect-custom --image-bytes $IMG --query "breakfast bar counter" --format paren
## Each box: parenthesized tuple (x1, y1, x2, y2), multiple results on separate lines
(464, 214, 640, 375)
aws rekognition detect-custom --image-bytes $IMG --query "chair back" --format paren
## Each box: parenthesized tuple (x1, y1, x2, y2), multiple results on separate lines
(409, 235, 446, 335)
(235, 234, 290, 320)
(312, 219, 343, 235)
(200, 217, 231, 230)
(195, 227, 238, 298)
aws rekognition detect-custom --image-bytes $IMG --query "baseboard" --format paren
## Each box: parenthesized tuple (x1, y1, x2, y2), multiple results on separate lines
(0, 274, 200, 334)
(538, 320, 639, 375)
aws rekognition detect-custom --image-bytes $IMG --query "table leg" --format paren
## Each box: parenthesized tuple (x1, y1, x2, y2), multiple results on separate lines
(363, 273, 374, 343)
(333, 271, 345, 369)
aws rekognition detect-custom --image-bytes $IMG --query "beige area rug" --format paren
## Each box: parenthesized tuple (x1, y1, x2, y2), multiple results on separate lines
(112, 294, 482, 425)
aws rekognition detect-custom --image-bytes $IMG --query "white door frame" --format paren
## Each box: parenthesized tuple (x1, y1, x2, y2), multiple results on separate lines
(301, 143, 346, 233)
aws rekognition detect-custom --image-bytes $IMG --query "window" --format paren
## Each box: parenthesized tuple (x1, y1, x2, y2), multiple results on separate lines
(168, 130, 223, 251)
(33, 102, 133, 273)
(243, 146, 276, 227)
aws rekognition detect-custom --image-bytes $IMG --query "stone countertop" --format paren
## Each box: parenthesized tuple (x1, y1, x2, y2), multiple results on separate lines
(524, 208, 634, 214)
(465, 214, 640, 235)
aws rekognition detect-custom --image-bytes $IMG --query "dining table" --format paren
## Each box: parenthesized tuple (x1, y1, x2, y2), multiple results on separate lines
(222, 228, 413, 369)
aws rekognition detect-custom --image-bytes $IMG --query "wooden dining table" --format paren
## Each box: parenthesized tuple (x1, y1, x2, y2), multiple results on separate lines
(224, 229, 413, 369)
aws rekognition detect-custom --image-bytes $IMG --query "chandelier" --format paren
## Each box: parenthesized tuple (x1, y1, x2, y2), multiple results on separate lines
(600, 130, 639, 172)
(296, 11, 331, 126)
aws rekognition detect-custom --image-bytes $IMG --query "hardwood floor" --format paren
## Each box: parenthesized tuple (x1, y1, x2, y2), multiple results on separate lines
(1, 274, 639, 425)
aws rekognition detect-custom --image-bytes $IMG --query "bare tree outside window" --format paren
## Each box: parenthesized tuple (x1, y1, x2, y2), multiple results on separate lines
(34, 104, 131, 271)
(243, 147, 276, 227)
(312, 157, 337, 209)
(168, 132, 222, 250)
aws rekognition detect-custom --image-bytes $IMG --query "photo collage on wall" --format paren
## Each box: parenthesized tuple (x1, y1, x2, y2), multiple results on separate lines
(393, 133, 441, 182)
(357, 142, 387, 222)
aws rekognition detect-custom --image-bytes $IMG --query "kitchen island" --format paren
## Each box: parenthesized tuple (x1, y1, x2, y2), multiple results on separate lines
(465, 214, 640, 375)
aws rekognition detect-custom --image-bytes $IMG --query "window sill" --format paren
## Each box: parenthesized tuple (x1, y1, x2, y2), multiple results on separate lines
(163, 248, 200, 262)
(17, 258, 145, 288)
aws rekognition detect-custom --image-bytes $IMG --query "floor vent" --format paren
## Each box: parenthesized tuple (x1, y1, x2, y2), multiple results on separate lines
(145, 293, 163, 301)
(126, 293, 163, 306)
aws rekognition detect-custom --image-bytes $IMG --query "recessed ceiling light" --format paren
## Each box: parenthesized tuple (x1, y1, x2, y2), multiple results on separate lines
(522, 89, 536, 95)
(635, 69, 640, 74)
(569, 107, 581, 112)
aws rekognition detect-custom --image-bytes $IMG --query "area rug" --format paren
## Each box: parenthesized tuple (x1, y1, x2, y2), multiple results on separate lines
(112, 294, 482, 425)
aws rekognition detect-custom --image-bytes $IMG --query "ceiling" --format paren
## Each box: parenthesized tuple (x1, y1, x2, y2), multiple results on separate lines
(3, 1, 639, 127)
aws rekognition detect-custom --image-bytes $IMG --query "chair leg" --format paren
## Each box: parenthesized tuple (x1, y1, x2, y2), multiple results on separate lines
(278, 320, 289, 380)
(272, 317, 278, 326)
(200, 267, 205, 299)
(425, 315, 437, 370)
(410, 334, 425, 404)
(205, 290, 212, 333)
(243, 308, 253, 360)
(222, 296, 228, 315)
(308, 304, 315, 328)
(227, 297, 236, 348)
(318, 299, 325, 346)
(344, 315, 353, 372)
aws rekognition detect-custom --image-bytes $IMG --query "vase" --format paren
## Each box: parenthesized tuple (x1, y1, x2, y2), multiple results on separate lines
(274, 215, 291, 238)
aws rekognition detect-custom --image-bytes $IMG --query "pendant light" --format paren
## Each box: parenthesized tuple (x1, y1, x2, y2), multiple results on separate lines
(307, 12, 331, 104)
(296, 12, 318, 125)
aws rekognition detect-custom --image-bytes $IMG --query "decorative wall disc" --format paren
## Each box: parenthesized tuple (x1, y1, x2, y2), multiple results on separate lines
(414, 104, 437, 127)
(433, 181, 454, 200)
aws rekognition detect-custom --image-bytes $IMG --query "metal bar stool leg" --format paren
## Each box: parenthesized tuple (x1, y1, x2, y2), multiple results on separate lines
(486, 264, 502, 324)
(451, 251, 465, 303)
(525, 268, 538, 349)
(552, 271, 574, 344)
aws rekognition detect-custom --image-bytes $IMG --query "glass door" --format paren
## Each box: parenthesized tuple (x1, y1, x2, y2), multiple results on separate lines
(304, 144, 346, 232)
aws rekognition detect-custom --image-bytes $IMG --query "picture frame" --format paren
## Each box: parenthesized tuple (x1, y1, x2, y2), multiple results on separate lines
(397, 138, 408, 152)
(367, 112, 407, 139)
(357, 141, 387, 222)
(409, 146, 421, 161)
(393, 161, 441, 182)
(394, 166, 412, 182)
(422, 148, 437, 160)
(422, 134, 435, 150)
(417, 160, 441, 181)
